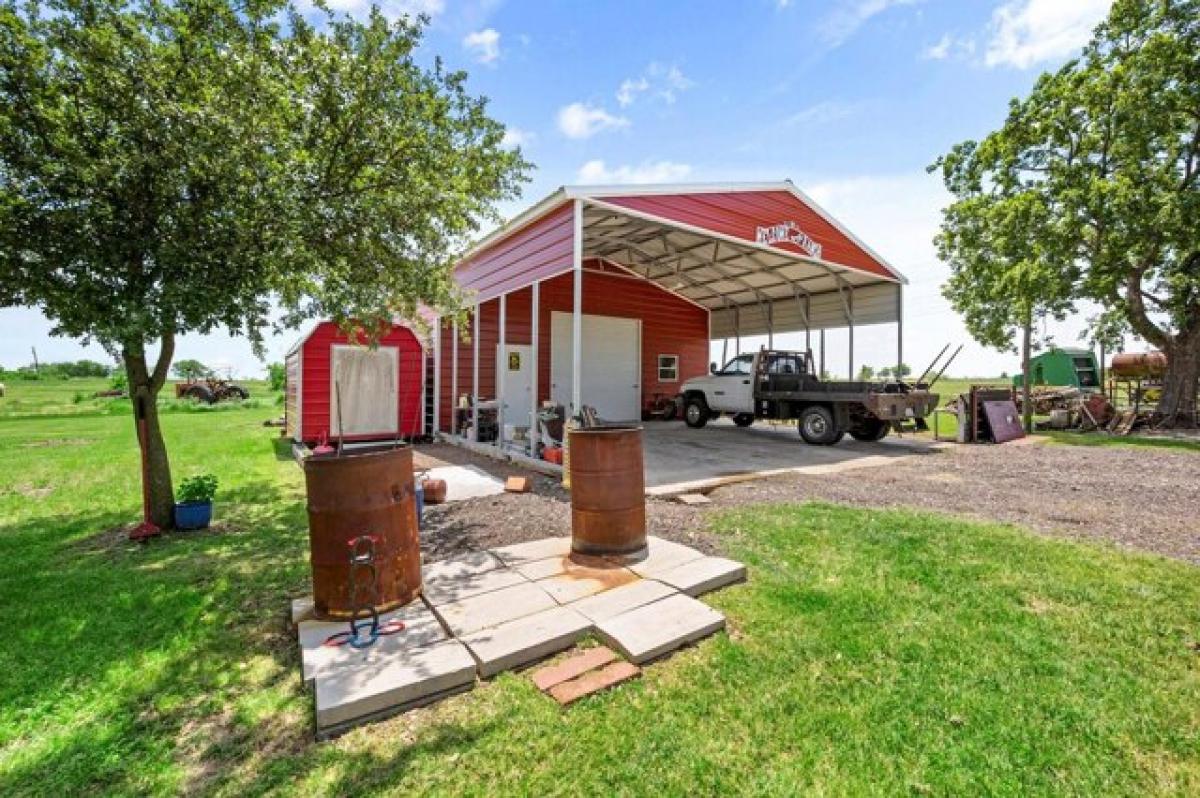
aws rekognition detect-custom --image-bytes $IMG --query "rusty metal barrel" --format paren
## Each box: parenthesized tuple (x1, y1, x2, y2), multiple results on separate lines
(567, 425, 646, 555)
(303, 447, 422, 619)
(1110, 351, 1167, 379)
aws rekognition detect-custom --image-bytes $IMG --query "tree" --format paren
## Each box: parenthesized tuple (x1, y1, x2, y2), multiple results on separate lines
(894, 362, 912, 378)
(934, 0, 1200, 426)
(857, 365, 875, 381)
(878, 366, 892, 379)
(172, 359, 212, 381)
(266, 362, 286, 392)
(0, 0, 528, 526)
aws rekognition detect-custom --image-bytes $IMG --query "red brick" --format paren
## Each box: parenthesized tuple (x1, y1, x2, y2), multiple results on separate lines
(548, 661, 641, 705)
(531, 647, 617, 692)
(505, 476, 531, 493)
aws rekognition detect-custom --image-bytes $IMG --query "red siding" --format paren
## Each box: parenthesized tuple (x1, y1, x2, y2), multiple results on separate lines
(455, 201, 575, 301)
(296, 322, 424, 442)
(437, 264, 707, 430)
(601, 190, 896, 280)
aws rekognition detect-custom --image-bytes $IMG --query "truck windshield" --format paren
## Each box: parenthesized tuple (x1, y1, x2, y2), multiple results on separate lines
(718, 355, 754, 375)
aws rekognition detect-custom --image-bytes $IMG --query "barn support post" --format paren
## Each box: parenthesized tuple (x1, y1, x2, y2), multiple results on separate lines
(768, 303, 774, 349)
(819, 329, 825, 377)
(848, 286, 856, 379)
(571, 199, 583, 415)
(450, 320, 459, 436)
(735, 307, 741, 356)
(472, 303, 480, 442)
(805, 295, 812, 356)
(721, 338, 728, 366)
(530, 281, 540, 457)
(498, 293, 506, 451)
(896, 283, 904, 379)
(432, 317, 441, 436)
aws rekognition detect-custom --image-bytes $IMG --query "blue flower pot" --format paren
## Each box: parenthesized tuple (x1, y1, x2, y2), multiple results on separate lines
(174, 500, 213, 530)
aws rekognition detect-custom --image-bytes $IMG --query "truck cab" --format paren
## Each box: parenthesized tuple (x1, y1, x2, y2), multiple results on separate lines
(679, 349, 939, 445)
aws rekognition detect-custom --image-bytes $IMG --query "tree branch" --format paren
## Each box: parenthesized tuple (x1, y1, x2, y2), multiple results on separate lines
(1125, 264, 1172, 350)
(151, 330, 176, 391)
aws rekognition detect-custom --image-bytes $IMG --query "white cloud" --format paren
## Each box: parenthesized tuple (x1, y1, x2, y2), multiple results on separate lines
(783, 100, 862, 127)
(819, 0, 923, 47)
(922, 33, 952, 60)
(576, 159, 692, 185)
(556, 103, 630, 140)
(985, 0, 1112, 69)
(615, 63, 694, 108)
(462, 28, 501, 65)
(499, 127, 534, 150)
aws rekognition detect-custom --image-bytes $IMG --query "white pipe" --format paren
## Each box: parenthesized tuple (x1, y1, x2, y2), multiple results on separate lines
(472, 303, 480, 442)
(451, 320, 458, 436)
(432, 316, 441, 434)
(498, 293, 506, 449)
(571, 199, 583, 414)
(530, 281, 540, 457)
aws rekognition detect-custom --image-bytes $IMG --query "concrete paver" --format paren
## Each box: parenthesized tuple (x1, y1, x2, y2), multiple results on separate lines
(422, 549, 504, 585)
(489, 536, 572, 566)
(422, 566, 529, 606)
(298, 600, 447, 683)
(606, 535, 705, 578)
(430, 580, 557, 637)
(459, 606, 592, 678)
(595, 593, 725, 664)
(567, 578, 677, 623)
(314, 638, 476, 737)
(652, 556, 747, 597)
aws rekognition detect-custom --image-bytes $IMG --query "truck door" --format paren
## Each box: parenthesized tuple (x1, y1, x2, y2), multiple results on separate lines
(709, 354, 755, 412)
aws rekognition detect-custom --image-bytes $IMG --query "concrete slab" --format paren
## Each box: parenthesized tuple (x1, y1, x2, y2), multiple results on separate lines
(652, 557, 747, 597)
(423, 564, 528, 606)
(422, 464, 505, 501)
(314, 638, 476, 737)
(459, 605, 592, 678)
(489, 536, 572, 567)
(595, 593, 725, 664)
(606, 535, 705, 578)
(641, 419, 937, 492)
(298, 600, 447, 683)
(430, 580, 558, 637)
(567, 578, 678, 624)
(422, 549, 504, 585)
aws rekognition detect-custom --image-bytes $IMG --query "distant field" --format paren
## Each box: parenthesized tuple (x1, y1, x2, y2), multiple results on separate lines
(0, 376, 277, 419)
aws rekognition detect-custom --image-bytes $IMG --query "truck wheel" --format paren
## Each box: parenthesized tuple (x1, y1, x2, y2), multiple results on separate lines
(798, 406, 840, 445)
(849, 419, 890, 442)
(684, 396, 710, 429)
(183, 384, 215, 404)
(733, 413, 754, 428)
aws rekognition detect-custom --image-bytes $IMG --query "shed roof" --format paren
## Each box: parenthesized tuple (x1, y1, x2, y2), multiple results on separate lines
(455, 181, 905, 336)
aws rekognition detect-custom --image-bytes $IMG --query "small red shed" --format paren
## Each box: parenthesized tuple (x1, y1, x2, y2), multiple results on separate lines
(285, 322, 425, 444)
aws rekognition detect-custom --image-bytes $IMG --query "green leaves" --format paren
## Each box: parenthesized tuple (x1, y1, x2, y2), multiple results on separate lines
(0, 0, 530, 353)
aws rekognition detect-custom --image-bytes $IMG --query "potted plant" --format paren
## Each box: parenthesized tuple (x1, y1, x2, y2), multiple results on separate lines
(174, 474, 218, 530)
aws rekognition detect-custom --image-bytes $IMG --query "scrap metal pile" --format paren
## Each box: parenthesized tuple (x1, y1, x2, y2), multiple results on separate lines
(1020, 387, 1159, 436)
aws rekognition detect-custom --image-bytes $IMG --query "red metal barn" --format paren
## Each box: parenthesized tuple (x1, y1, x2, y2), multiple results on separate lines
(431, 181, 908, 461)
(285, 322, 424, 444)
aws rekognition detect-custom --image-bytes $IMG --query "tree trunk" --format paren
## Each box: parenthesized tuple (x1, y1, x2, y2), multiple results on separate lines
(1158, 332, 1200, 427)
(1021, 311, 1033, 434)
(122, 334, 176, 528)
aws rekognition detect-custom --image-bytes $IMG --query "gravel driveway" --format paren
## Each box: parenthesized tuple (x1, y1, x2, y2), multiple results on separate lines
(415, 440, 1200, 566)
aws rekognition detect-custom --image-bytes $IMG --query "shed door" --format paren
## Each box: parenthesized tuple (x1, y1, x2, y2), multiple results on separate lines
(550, 312, 640, 421)
(330, 345, 399, 437)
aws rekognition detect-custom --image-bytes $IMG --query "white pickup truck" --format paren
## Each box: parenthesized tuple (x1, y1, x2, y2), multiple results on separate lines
(679, 349, 939, 445)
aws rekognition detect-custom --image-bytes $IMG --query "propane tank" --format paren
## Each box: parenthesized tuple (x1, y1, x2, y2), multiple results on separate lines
(1110, 351, 1167, 379)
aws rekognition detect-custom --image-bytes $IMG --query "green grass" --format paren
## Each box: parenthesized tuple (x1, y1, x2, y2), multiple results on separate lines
(0, 377, 276, 419)
(1040, 430, 1200, 453)
(2, 380, 1198, 795)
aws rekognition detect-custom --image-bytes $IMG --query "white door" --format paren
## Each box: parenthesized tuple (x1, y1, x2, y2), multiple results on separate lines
(330, 345, 399, 436)
(496, 343, 533, 431)
(709, 353, 756, 413)
(550, 312, 641, 421)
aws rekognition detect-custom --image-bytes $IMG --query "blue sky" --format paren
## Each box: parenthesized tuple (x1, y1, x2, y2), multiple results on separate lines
(0, 0, 1118, 378)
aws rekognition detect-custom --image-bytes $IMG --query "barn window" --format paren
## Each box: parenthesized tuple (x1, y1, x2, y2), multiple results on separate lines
(657, 354, 679, 382)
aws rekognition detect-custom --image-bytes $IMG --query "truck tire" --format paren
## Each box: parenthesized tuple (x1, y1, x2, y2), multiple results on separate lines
(684, 396, 710, 428)
(798, 406, 840, 445)
(733, 413, 754, 428)
(849, 419, 890, 442)
(182, 384, 216, 404)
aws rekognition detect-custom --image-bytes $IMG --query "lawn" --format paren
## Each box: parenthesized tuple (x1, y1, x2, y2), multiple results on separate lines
(1, 380, 1198, 795)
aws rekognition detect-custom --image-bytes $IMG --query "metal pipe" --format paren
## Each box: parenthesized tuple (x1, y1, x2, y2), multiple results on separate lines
(472, 303, 480, 442)
(572, 199, 583, 414)
(915, 343, 951, 387)
(432, 316, 441, 434)
(530, 281, 540, 457)
(450, 320, 459, 436)
(927, 344, 963, 390)
(498, 293, 506, 449)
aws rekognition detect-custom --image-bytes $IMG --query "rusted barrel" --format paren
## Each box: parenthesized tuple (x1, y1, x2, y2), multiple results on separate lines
(567, 425, 646, 555)
(304, 447, 422, 619)
(1110, 351, 1167, 379)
